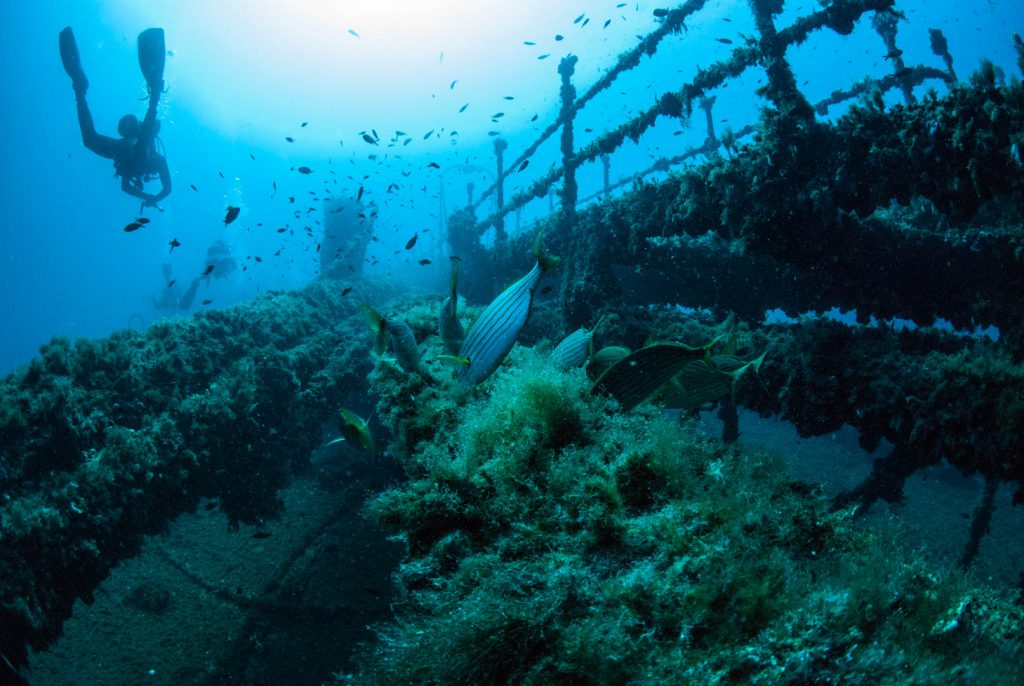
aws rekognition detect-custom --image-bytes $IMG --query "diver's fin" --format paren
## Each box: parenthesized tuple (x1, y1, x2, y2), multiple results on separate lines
(59, 26, 88, 94)
(137, 28, 166, 94)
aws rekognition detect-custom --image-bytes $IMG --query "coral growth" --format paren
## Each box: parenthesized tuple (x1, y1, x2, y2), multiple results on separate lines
(0, 278, 381, 667)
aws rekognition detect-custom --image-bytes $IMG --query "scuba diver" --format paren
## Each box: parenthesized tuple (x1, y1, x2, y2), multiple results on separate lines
(59, 26, 171, 210)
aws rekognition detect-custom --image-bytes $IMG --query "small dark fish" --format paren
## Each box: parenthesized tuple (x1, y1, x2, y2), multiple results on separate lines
(348, 28, 360, 38)
(276, 228, 287, 233)
(362, 133, 378, 145)
(301, 121, 308, 127)
(582, 18, 590, 27)
(405, 233, 418, 250)
(488, 130, 500, 136)
(135, 217, 151, 225)
(518, 160, 529, 172)
(168, 279, 177, 288)
(459, 103, 469, 113)
(716, 37, 733, 44)
(530, 113, 538, 121)
(418, 259, 432, 265)
(254, 256, 263, 263)
(201, 299, 213, 305)
(288, 196, 295, 204)
(203, 265, 215, 276)
(492, 112, 505, 119)
(503, 95, 514, 100)
(168, 237, 181, 253)
(603, 19, 611, 28)
(428, 161, 440, 169)
(285, 136, 294, 142)
(218, 171, 224, 178)
(450, 79, 458, 89)
(297, 166, 313, 174)
(224, 206, 240, 225)
(555, 34, 564, 41)
(523, 40, 536, 45)
(190, 184, 198, 191)
(573, 13, 584, 24)
(341, 286, 353, 296)
(123, 221, 144, 232)
(537, 54, 550, 60)
(357, 186, 364, 201)
(423, 129, 434, 140)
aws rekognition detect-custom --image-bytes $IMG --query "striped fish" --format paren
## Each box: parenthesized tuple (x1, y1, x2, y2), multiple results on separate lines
(656, 358, 732, 410)
(362, 305, 420, 372)
(656, 351, 766, 410)
(457, 235, 560, 384)
(552, 327, 594, 370)
(590, 341, 712, 412)
(438, 256, 465, 355)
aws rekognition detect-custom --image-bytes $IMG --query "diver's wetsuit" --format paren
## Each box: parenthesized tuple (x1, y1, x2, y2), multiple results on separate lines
(75, 90, 171, 206)
(61, 27, 171, 207)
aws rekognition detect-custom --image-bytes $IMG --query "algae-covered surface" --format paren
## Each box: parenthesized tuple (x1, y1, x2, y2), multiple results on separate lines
(336, 337, 1023, 684)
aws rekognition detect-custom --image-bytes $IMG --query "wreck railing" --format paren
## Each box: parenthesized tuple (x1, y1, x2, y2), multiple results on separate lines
(467, 0, 958, 239)
(450, 0, 1024, 589)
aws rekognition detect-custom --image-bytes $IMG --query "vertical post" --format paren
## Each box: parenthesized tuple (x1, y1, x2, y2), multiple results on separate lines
(558, 55, 579, 223)
(929, 28, 958, 83)
(873, 12, 915, 105)
(556, 53, 620, 325)
(601, 154, 610, 198)
(699, 96, 717, 150)
(493, 138, 508, 251)
(748, 0, 814, 121)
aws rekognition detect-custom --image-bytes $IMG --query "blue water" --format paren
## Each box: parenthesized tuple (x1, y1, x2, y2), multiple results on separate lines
(0, 0, 1020, 375)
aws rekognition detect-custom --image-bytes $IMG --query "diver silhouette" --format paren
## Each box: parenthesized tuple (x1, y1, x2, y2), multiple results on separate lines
(59, 27, 171, 211)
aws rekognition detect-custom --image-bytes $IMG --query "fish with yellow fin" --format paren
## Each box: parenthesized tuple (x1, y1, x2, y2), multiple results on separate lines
(323, 408, 376, 455)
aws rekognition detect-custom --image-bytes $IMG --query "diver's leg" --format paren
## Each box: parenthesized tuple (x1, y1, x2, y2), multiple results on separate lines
(74, 95, 120, 159)
(61, 26, 118, 158)
(135, 29, 165, 154)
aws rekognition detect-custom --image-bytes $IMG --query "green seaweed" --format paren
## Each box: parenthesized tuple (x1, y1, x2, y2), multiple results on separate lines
(344, 335, 1024, 684)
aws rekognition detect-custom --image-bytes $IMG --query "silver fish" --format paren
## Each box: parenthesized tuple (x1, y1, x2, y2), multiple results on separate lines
(552, 327, 594, 370)
(457, 235, 559, 384)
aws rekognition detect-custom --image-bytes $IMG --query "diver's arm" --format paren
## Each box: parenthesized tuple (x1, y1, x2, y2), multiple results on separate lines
(152, 156, 172, 202)
(120, 175, 152, 201)
(75, 94, 120, 159)
(143, 157, 172, 207)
